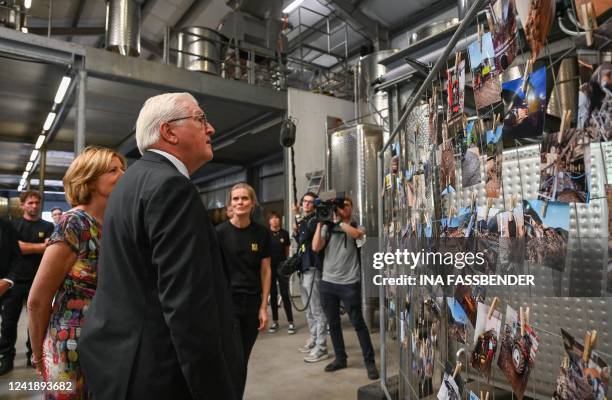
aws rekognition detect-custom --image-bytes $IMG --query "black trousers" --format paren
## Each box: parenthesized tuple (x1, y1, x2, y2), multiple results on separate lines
(232, 292, 261, 398)
(320, 280, 375, 365)
(0, 280, 32, 360)
(269, 266, 293, 323)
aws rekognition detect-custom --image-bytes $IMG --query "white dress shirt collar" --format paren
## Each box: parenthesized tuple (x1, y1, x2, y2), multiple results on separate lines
(147, 149, 189, 178)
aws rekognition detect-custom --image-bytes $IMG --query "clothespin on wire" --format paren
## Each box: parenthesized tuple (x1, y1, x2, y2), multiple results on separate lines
(487, 297, 499, 320)
(452, 361, 462, 379)
(558, 110, 572, 144)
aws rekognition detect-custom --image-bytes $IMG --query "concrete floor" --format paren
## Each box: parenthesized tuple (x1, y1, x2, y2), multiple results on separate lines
(0, 303, 382, 400)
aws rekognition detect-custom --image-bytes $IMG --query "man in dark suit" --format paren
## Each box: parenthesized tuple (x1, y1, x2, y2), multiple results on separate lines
(80, 93, 241, 400)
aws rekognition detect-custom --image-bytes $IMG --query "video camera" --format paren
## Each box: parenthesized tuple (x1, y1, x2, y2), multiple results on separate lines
(314, 190, 346, 223)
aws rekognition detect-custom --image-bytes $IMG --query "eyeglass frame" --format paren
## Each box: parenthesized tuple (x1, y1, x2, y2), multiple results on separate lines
(166, 111, 208, 128)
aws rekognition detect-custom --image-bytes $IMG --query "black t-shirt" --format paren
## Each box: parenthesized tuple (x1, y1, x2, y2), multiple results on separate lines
(12, 217, 54, 281)
(269, 228, 290, 267)
(216, 220, 271, 295)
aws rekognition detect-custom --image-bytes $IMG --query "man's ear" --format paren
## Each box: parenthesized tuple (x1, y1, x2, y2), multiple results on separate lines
(159, 122, 179, 145)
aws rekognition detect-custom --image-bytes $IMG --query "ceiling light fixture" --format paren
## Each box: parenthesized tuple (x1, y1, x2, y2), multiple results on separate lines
(22, 171, 28, 180)
(21, 27, 28, 33)
(24, 0, 32, 9)
(35, 134, 45, 150)
(25, 161, 33, 172)
(54, 76, 72, 104)
(43, 112, 56, 131)
(282, 0, 304, 14)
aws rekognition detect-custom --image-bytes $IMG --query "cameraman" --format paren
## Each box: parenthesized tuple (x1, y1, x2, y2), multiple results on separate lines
(311, 197, 379, 379)
(294, 192, 328, 363)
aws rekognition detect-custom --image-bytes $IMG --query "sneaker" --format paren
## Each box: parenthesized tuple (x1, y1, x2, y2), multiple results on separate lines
(0, 356, 14, 376)
(298, 341, 316, 353)
(287, 323, 296, 335)
(304, 348, 329, 363)
(268, 322, 279, 333)
(366, 363, 379, 380)
(324, 358, 347, 372)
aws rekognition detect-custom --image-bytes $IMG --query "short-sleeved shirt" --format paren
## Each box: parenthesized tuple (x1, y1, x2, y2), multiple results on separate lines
(12, 217, 54, 281)
(321, 222, 364, 285)
(216, 220, 271, 295)
(269, 228, 290, 267)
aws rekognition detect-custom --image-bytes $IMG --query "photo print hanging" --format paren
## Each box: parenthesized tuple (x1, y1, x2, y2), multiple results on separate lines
(468, 32, 502, 109)
(446, 297, 469, 344)
(485, 121, 503, 198)
(447, 59, 466, 126)
(471, 300, 502, 379)
(515, 0, 555, 60)
(502, 66, 547, 140)
(488, 0, 518, 71)
(539, 128, 590, 203)
(553, 328, 609, 400)
(440, 140, 457, 196)
(577, 62, 612, 141)
(460, 121, 482, 188)
(497, 306, 540, 400)
(523, 199, 569, 268)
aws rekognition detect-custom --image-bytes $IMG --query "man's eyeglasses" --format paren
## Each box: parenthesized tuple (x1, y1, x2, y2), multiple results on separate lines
(167, 112, 207, 129)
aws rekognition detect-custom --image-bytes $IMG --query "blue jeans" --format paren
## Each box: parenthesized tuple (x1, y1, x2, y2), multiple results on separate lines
(320, 280, 375, 365)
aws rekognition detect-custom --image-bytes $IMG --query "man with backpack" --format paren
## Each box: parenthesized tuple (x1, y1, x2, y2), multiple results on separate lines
(294, 192, 328, 363)
(311, 196, 379, 380)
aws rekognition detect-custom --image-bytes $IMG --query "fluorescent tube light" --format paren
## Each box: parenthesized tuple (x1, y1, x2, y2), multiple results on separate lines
(54, 76, 71, 104)
(25, 162, 33, 172)
(35, 134, 45, 150)
(43, 112, 56, 131)
(30, 150, 39, 162)
(24, 0, 32, 9)
(283, 0, 304, 14)
(22, 172, 28, 180)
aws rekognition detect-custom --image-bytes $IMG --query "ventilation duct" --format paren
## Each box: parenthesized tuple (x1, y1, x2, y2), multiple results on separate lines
(105, 0, 141, 57)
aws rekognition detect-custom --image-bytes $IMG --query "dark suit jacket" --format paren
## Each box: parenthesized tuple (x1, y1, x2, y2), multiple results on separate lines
(79, 151, 241, 400)
(0, 217, 21, 282)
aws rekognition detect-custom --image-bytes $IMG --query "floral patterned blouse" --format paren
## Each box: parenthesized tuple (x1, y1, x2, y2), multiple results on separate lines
(42, 208, 100, 400)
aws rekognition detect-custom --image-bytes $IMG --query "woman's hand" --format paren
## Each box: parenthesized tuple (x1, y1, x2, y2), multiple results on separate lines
(258, 307, 268, 331)
(31, 353, 44, 376)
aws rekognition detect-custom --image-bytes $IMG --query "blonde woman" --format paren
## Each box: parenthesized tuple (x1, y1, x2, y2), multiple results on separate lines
(28, 146, 126, 399)
(215, 183, 271, 397)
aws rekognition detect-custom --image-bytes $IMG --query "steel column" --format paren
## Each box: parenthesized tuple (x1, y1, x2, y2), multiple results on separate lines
(75, 69, 87, 155)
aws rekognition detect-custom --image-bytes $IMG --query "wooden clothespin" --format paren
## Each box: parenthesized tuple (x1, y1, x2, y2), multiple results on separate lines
(525, 307, 530, 327)
(481, 391, 484, 400)
(562, 354, 570, 369)
(479, 119, 486, 137)
(508, 195, 515, 222)
(484, 197, 493, 220)
(541, 200, 549, 218)
(580, 2, 598, 47)
(590, 330, 598, 349)
(484, 392, 490, 400)
(558, 110, 572, 144)
(583, 330, 593, 363)
(452, 361, 462, 379)
(487, 297, 499, 320)
(478, 24, 484, 47)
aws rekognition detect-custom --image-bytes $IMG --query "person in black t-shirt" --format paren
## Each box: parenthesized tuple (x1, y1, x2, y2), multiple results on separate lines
(0, 190, 53, 375)
(267, 211, 295, 335)
(0, 218, 21, 293)
(216, 183, 271, 398)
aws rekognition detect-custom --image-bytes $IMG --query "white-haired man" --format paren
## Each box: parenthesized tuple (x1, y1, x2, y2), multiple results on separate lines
(80, 93, 241, 400)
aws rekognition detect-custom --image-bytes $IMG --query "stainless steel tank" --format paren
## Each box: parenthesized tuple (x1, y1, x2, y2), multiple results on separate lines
(177, 27, 226, 75)
(105, 0, 141, 57)
(326, 123, 384, 329)
(354, 50, 398, 127)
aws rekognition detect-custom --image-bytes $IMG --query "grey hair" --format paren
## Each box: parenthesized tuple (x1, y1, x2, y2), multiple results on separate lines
(135, 92, 197, 154)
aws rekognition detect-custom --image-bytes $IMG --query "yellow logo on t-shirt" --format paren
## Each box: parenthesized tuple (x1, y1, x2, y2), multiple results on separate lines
(38, 232, 45, 238)
(251, 243, 258, 252)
